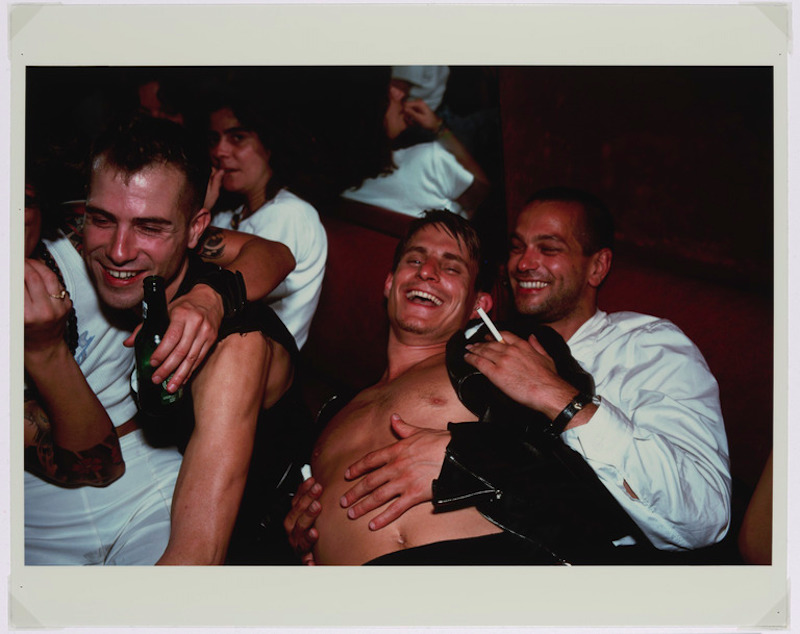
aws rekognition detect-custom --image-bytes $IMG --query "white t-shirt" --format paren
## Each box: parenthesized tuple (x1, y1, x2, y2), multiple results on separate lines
(212, 188, 327, 349)
(44, 233, 138, 427)
(27, 234, 183, 565)
(563, 310, 732, 550)
(341, 142, 474, 218)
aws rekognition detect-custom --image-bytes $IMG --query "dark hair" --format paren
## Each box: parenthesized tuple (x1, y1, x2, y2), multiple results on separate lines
(392, 210, 486, 290)
(89, 116, 210, 218)
(205, 89, 290, 206)
(524, 186, 615, 255)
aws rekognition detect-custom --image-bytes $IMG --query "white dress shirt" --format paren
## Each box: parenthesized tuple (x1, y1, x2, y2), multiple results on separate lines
(562, 310, 732, 550)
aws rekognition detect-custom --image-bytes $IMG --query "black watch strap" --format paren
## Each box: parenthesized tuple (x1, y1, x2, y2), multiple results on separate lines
(545, 392, 595, 438)
(192, 267, 247, 319)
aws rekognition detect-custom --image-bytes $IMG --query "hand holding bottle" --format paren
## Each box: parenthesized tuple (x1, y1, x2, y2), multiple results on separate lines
(125, 279, 225, 394)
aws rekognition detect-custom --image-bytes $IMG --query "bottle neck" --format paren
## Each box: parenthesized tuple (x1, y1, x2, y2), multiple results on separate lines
(142, 277, 169, 333)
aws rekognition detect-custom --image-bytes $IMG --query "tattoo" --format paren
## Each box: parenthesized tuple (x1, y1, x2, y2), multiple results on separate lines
(196, 227, 226, 260)
(24, 398, 124, 487)
(63, 212, 85, 253)
(24, 399, 56, 477)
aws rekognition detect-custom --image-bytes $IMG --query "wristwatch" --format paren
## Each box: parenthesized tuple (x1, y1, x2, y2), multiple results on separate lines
(545, 392, 600, 438)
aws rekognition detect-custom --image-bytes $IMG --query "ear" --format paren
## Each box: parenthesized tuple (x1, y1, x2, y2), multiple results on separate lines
(587, 248, 612, 288)
(383, 272, 394, 299)
(187, 207, 211, 249)
(468, 291, 493, 321)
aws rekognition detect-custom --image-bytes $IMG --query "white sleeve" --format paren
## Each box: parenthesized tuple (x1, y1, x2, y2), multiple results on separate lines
(245, 197, 327, 350)
(429, 142, 474, 202)
(562, 322, 732, 551)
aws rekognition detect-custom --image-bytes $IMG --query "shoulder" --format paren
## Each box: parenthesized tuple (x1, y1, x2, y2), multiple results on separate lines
(393, 142, 445, 166)
(42, 232, 84, 282)
(580, 310, 708, 368)
(272, 190, 327, 243)
(603, 311, 691, 342)
(257, 190, 324, 231)
(272, 189, 319, 216)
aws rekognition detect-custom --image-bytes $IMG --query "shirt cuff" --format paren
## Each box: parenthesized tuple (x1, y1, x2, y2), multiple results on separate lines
(561, 399, 634, 469)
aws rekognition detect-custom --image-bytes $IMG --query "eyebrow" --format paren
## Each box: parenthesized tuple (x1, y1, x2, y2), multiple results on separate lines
(85, 205, 173, 227)
(511, 232, 568, 244)
(223, 126, 252, 135)
(404, 245, 469, 267)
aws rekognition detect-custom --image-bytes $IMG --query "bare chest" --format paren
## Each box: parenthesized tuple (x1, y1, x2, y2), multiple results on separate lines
(312, 363, 474, 470)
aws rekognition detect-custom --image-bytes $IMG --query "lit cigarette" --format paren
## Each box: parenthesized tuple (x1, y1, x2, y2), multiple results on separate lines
(476, 307, 505, 343)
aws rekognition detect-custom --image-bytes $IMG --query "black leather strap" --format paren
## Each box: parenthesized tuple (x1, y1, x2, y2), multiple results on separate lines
(546, 392, 595, 438)
(191, 267, 247, 319)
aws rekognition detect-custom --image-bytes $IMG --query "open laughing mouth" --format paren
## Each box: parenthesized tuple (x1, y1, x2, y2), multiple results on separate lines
(405, 289, 444, 306)
(102, 267, 142, 285)
(517, 280, 550, 290)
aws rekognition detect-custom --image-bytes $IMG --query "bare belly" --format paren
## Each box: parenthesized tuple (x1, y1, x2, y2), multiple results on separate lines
(313, 464, 500, 565)
(309, 368, 502, 565)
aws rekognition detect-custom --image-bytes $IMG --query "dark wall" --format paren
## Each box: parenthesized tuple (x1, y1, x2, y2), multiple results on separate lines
(499, 66, 773, 290)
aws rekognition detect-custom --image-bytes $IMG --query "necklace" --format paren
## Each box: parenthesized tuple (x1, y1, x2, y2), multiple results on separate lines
(34, 242, 79, 356)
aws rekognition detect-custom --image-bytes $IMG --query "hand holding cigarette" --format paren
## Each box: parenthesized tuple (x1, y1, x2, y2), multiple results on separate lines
(477, 307, 505, 343)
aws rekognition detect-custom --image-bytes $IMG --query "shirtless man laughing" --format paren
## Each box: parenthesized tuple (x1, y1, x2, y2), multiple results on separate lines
(288, 211, 550, 565)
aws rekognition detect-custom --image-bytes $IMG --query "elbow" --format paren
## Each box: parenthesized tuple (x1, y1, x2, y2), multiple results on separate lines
(665, 490, 732, 551)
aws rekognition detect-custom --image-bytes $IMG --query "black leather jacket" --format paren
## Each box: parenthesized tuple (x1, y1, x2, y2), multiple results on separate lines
(432, 316, 655, 564)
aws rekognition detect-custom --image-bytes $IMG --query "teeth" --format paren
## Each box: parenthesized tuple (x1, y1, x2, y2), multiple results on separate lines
(519, 280, 548, 289)
(108, 270, 137, 280)
(406, 290, 443, 306)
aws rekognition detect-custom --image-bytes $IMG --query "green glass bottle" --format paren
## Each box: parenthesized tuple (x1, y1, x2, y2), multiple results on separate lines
(134, 275, 184, 414)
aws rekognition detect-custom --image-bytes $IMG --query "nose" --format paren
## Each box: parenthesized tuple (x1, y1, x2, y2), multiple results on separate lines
(210, 136, 230, 163)
(108, 226, 136, 265)
(515, 247, 539, 273)
(417, 259, 439, 281)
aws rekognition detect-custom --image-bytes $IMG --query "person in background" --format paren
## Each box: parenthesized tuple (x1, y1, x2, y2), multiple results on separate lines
(205, 91, 327, 350)
(392, 66, 450, 112)
(341, 77, 490, 220)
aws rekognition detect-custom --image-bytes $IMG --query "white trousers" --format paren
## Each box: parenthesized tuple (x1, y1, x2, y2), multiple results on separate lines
(25, 430, 182, 565)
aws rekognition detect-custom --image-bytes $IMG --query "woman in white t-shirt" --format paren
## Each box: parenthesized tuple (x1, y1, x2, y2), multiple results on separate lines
(206, 96, 327, 350)
(342, 78, 491, 219)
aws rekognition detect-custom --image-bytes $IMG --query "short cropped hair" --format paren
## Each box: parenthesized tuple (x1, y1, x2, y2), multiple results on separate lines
(89, 116, 210, 219)
(392, 209, 486, 290)
(525, 186, 615, 255)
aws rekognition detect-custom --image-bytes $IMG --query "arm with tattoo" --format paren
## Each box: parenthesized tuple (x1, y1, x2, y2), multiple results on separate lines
(196, 227, 226, 260)
(24, 395, 124, 487)
(196, 227, 295, 302)
(25, 258, 125, 487)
